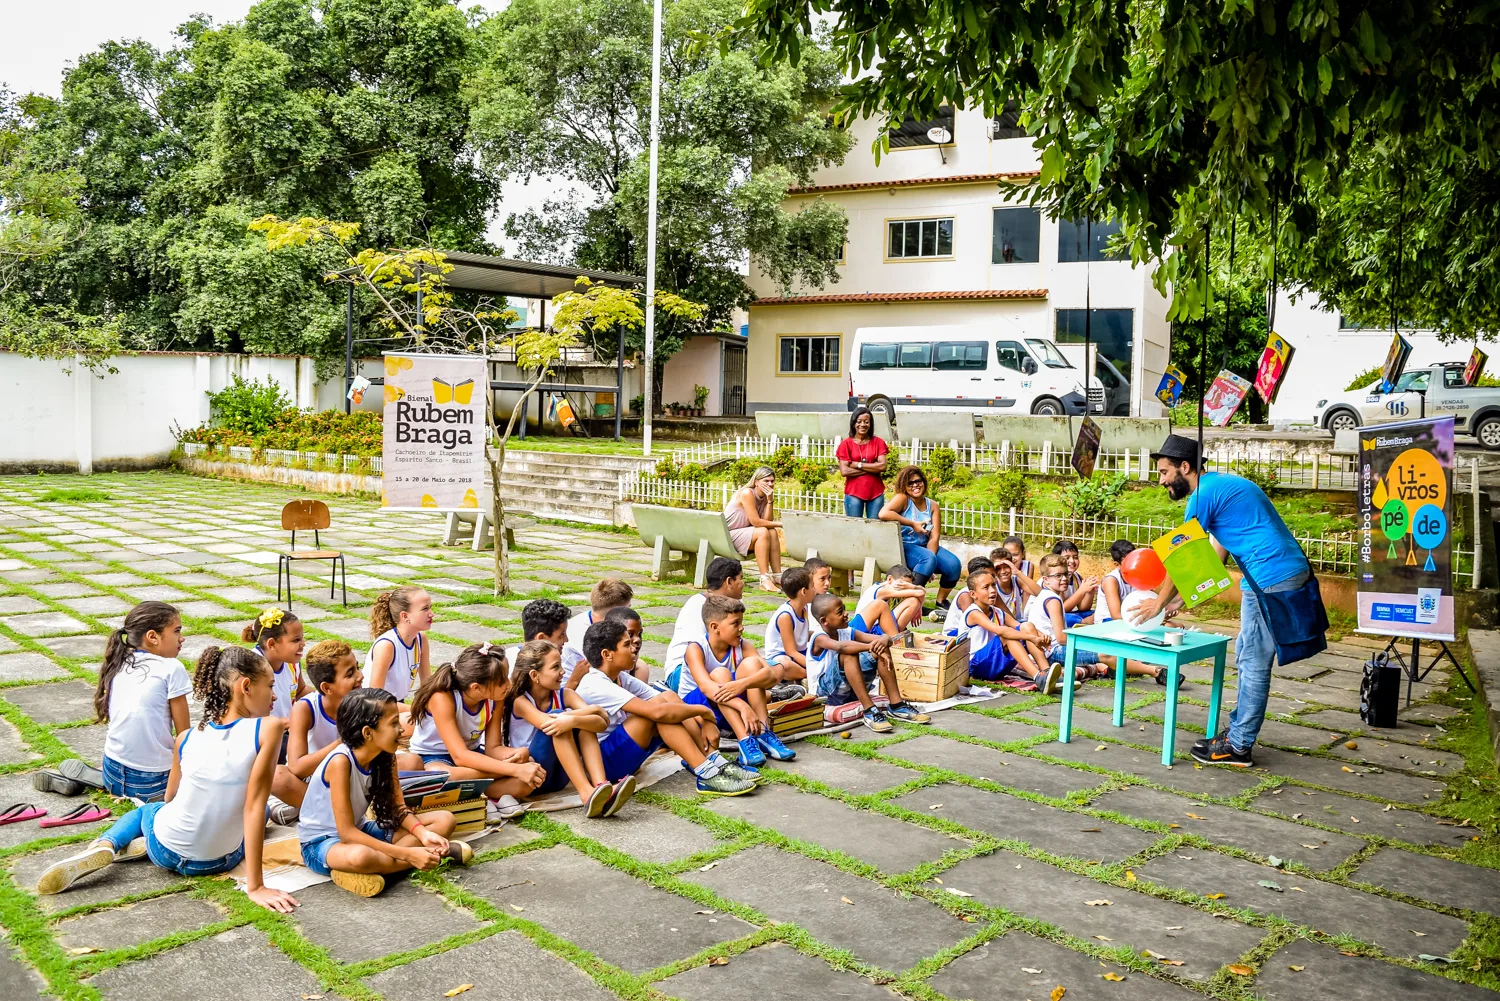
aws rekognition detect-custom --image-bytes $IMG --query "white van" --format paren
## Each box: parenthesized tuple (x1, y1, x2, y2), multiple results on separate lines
(1056, 343, 1131, 416)
(849, 325, 1089, 419)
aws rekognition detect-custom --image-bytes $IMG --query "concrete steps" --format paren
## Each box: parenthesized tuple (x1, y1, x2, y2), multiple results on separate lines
(493, 449, 653, 525)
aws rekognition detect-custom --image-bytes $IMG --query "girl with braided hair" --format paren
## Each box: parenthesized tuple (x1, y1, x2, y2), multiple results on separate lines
(299, 688, 472, 897)
(92, 601, 192, 801)
(38, 646, 299, 913)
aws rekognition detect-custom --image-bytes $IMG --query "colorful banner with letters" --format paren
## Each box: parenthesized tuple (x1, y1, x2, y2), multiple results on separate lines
(381, 353, 488, 511)
(1357, 416, 1454, 640)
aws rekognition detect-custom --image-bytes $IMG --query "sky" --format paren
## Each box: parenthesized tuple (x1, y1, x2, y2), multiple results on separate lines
(2, 0, 562, 254)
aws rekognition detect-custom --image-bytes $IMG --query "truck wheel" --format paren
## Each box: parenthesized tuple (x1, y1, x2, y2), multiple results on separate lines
(1031, 397, 1064, 416)
(1475, 415, 1500, 450)
(867, 395, 896, 424)
(1325, 409, 1359, 435)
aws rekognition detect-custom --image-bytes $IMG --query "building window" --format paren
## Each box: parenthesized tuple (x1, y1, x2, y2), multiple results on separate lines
(992, 207, 1040, 263)
(1057, 217, 1124, 262)
(888, 105, 955, 149)
(887, 218, 954, 259)
(991, 99, 1025, 140)
(1055, 309, 1135, 382)
(779, 334, 841, 375)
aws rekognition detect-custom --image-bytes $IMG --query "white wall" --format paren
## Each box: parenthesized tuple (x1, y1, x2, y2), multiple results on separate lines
(661, 335, 726, 414)
(1268, 291, 1459, 423)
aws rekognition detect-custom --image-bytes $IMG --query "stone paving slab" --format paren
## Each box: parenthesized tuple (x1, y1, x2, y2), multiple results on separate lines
(0, 680, 98, 724)
(55, 892, 224, 953)
(85, 926, 341, 1001)
(0, 932, 46, 1000)
(1135, 849, 1470, 959)
(940, 851, 1267, 982)
(430, 619, 518, 645)
(879, 734, 1106, 798)
(53, 722, 108, 767)
(450, 845, 753, 973)
(1251, 786, 1463, 847)
(551, 802, 722, 864)
(685, 846, 972, 971)
(365, 930, 621, 1001)
(929, 709, 1055, 744)
(3, 613, 90, 636)
(0, 597, 50, 614)
(927, 930, 1205, 1000)
(0, 653, 69, 683)
(1296, 709, 1445, 746)
(292, 877, 483, 963)
(9, 841, 180, 908)
(657, 941, 904, 1001)
(702, 782, 972, 874)
(1091, 785, 1362, 871)
(1249, 746, 1447, 803)
(891, 783, 1158, 863)
(36, 635, 108, 659)
(1251, 937, 1500, 1000)
(1350, 848, 1500, 916)
(1325, 737, 1466, 775)
(1033, 738, 1264, 798)
(763, 745, 921, 795)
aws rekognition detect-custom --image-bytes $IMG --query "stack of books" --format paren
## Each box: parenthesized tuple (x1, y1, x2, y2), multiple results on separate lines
(768, 696, 826, 738)
(445, 798, 488, 834)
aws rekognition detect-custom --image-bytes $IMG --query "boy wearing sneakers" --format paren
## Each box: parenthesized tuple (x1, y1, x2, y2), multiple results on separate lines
(763, 567, 813, 683)
(960, 567, 1050, 687)
(575, 619, 755, 796)
(677, 595, 798, 767)
(808, 593, 930, 733)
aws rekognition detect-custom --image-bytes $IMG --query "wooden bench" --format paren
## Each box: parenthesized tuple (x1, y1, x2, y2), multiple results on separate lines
(443, 509, 536, 552)
(634, 503, 743, 587)
(780, 511, 904, 594)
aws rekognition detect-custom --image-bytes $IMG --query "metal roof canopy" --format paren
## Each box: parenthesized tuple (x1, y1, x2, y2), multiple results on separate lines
(343, 251, 642, 440)
(437, 251, 642, 298)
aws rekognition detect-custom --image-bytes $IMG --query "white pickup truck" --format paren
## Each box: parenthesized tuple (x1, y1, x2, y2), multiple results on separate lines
(1313, 362, 1500, 448)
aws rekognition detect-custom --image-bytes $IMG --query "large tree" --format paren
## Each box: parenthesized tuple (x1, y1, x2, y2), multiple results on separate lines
(469, 0, 852, 386)
(6, 0, 492, 370)
(737, 0, 1500, 337)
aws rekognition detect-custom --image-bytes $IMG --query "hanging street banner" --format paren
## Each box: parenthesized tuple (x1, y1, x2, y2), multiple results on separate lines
(1357, 416, 1455, 641)
(1253, 331, 1294, 404)
(1464, 346, 1488, 387)
(381, 353, 488, 511)
(1155, 365, 1187, 409)
(1203, 369, 1251, 426)
(1379, 332, 1413, 393)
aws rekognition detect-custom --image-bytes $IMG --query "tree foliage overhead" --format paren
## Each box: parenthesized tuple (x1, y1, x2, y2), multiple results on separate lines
(6, 0, 493, 369)
(736, 0, 1500, 337)
(470, 0, 852, 361)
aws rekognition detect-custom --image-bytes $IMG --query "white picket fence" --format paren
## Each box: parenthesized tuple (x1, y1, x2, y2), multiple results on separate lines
(669, 434, 1360, 491)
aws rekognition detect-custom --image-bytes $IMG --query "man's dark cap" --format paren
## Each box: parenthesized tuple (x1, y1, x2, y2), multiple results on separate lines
(1150, 434, 1201, 466)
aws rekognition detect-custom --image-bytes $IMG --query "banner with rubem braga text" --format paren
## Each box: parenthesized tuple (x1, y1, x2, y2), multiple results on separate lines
(381, 353, 488, 511)
(1357, 416, 1455, 641)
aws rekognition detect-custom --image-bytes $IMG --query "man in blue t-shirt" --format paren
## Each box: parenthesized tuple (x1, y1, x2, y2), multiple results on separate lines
(1130, 435, 1311, 767)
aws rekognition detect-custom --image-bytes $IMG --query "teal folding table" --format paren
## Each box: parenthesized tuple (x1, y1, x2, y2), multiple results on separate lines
(1057, 619, 1231, 766)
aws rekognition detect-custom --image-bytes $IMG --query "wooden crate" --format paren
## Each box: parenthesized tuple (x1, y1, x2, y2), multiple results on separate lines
(891, 633, 970, 703)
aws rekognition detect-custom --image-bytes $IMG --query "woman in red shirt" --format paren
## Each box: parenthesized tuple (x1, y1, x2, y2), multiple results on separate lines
(835, 407, 889, 518)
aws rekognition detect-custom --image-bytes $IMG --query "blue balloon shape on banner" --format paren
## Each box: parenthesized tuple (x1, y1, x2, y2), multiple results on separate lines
(1412, 503, 1447, 551)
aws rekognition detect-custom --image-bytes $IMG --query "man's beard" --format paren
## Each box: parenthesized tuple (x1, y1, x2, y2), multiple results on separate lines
(1165, 472, 1192, 501)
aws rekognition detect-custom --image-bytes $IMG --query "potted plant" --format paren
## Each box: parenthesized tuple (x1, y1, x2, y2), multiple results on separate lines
(693, 384, 709, 416)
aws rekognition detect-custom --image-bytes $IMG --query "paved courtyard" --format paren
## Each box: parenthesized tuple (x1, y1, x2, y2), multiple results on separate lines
(0, 470, 1494, 1000)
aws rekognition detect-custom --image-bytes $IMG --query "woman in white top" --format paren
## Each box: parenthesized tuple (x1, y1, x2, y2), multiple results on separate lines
(365, 586, 433, 704)
(95, 601, 193, 802)
(39, 647, 298, 913)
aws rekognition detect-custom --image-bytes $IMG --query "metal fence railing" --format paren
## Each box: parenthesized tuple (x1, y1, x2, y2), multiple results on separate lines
(180, 442, 383, 474)
(669, 434, 1361, 491)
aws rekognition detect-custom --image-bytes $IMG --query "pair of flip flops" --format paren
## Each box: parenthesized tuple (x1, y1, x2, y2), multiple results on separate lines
(0, 803, 110, 828)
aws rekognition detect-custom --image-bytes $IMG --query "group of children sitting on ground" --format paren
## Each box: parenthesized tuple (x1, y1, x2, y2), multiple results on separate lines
(33, 534, 1159, 906)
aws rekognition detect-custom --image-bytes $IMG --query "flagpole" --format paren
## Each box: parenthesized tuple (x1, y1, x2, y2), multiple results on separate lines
(642, 0, 663, 457)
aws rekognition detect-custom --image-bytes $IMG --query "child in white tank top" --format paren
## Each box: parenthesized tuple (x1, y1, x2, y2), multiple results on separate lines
(505, 640, 619, 816)
(37, 647, 298, 914)
(287, 640, 365, 783)
(365, 587, 434, 704)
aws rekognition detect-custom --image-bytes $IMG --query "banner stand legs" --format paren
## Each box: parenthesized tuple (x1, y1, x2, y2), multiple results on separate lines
(1379, 636, 1474, 707)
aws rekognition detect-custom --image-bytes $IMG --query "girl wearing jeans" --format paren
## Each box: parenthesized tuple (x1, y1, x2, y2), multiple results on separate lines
(38, 647, 298, 914)
(94, 601, 192, 801)
(879, 465, 962, 615)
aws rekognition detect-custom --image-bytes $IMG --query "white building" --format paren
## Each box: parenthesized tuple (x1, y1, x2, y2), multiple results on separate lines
(744, 105, 1172, 416)
(1268, 290, 1456, 423)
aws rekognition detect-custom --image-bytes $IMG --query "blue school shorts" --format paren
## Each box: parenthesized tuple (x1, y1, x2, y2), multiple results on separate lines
(849, 612, 882, 636)
(527, 724, 576, 795)
(599, 727, 662, 782)
(968, 639, 1017, 682)
(301, 818, 393, 876)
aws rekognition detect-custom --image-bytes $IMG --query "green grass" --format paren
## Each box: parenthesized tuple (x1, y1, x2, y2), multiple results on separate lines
(37, 488, 110, 504)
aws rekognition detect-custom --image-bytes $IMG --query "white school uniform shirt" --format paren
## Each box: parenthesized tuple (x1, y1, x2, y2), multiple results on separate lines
(1096, 568, 1134, 623)
(763, 601, 810, 664)
(152, 716, 262, 860)
(410, 691, 490, 758)
(561, 610, 594, 679)
(103, 651, 194, 772)
(365, 628, 422, 702)
(1025, 586, 1067, 652)
(806, 616, 850, 692)
(508, 689, 563, 749)
(994, 578, 1026, 622)
(675, 640, 742, 698)
(575, 668, 657, 737)
(942, 588, 970, 634)
(965, 603, 1003, 654)
(296, 693, 341, 753)
(254, 646, 299, 719)
(300, 744, 372, 846)
(665, 593, 708, 672)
